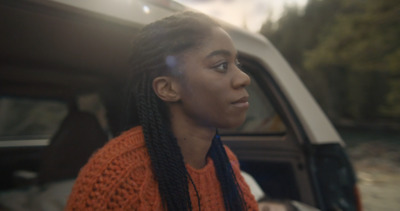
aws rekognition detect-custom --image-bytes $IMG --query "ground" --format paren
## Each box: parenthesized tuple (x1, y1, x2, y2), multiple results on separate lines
(341, 128, 400, 211)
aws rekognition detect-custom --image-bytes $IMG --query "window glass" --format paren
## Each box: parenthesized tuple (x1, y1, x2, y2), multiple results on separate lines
(220, 74, 286, 135)
(0, 97, 68, 141)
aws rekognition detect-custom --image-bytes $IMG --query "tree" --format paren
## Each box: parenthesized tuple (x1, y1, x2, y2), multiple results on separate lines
(304, 0, 400, 120)
(261, 0, 400, 123)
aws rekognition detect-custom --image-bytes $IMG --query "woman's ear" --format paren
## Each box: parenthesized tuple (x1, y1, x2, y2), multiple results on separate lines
(152, 76, 181, 102)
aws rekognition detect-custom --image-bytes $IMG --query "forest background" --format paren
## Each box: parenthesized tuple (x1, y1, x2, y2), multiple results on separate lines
(260, 0, 400, 210)
(260, 0, 399, 129)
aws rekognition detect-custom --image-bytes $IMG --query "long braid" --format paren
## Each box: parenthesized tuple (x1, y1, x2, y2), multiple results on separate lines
(209, 132, 247, 211)
(135, 76, 191, 210)
(125, 11, 246, 211)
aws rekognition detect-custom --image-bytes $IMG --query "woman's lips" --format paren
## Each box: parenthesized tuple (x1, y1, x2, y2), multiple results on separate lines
(232, 96, 249, 108)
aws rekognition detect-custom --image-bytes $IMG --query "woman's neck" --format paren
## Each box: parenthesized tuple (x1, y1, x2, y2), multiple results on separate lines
(170, 113, 215, 169)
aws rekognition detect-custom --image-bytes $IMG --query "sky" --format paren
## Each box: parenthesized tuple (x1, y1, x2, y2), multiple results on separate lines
(175, 0, 308, 32)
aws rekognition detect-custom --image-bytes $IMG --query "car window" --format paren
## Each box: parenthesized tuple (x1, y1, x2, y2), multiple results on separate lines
(220, 74, 287, 135)
(0, 97, 68, 144)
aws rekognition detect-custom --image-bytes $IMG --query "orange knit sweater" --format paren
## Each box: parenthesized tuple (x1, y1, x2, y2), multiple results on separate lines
(66, 126, 258, 210)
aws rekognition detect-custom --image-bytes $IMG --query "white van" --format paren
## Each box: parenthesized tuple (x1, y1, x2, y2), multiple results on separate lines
(0, 0, 361, 210)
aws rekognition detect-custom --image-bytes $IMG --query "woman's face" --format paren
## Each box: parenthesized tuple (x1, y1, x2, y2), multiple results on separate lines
(176, 27, 251, 129)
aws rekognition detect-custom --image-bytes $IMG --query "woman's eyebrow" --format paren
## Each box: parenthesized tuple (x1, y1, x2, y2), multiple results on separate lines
(206, 49, 237, 59)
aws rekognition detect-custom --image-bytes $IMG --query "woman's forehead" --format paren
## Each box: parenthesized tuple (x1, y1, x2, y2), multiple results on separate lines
(184, 27, 237, 59)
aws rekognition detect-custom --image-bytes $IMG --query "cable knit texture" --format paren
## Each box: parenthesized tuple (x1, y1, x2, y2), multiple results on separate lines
(66, 126, 258, 210)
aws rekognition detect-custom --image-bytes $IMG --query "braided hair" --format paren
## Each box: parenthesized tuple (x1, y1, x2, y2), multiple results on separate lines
(125, 11, 247, 211)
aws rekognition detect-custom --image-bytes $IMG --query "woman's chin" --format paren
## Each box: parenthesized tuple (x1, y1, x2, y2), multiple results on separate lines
(217, 118, 246, 130)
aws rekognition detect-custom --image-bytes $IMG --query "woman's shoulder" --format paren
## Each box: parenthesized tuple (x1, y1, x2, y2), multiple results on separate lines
(87, 126, 148, 167)
(82, 126, 149, 176)
(222, 145, 259, 210)
(223, 145, 239, 162)
(107, 126, 146, 151)
(66, 126, 155, 210)
(223, 145, 242, 172)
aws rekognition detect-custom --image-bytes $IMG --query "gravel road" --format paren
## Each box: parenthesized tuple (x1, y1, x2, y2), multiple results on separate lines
(347, 140, 400, 211)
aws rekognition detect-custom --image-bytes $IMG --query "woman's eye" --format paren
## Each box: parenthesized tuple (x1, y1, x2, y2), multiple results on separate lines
(235, 60, 243, 70)
(214, 62, 228, 72)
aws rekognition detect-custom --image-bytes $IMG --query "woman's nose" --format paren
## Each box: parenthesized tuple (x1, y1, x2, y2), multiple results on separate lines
(232, 67, 251, 89)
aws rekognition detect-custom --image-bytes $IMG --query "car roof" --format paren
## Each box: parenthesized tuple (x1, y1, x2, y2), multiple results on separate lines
(0, 0, 343, 145)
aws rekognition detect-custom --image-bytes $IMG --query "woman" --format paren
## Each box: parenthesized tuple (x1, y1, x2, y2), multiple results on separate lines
(66, 11, 258, 210)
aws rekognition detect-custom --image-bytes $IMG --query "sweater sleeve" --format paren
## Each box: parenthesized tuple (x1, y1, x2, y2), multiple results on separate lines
(224, 145, 260, 211)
